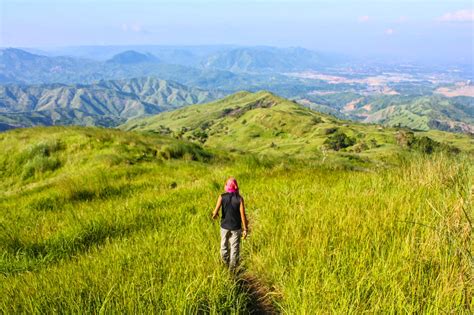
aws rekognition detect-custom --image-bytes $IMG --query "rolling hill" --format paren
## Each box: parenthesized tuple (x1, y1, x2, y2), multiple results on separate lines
(122, 91, 473, 160)
(299, 93, 474, 134)
(0, 77, 224, 128)
(358, 96, 474, 133)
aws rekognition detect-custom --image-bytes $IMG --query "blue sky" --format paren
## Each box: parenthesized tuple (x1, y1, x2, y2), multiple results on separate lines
(1, 0, 473, 63)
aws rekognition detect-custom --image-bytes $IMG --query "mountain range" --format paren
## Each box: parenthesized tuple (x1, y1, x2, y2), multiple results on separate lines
(0, 47, 336, 86)
(0, 77, 223, 130)
(200, 47, 337, 73)
(0, 47, 473, 135)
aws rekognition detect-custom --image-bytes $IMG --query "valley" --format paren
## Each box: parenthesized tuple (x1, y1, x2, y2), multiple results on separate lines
(1, 46, 472, 134)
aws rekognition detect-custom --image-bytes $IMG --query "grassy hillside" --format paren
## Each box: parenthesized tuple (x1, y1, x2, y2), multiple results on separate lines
(122, 91, 473, 163)
(299, 93, 474, 134)
(0, 77, 223, 128)
(0, 126, 472, 312)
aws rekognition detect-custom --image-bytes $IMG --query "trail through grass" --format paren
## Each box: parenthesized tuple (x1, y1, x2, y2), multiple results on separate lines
(0, 126, 472, 313)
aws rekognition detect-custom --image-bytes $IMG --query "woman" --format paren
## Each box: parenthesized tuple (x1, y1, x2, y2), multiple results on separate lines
(212, 177, 248, 270)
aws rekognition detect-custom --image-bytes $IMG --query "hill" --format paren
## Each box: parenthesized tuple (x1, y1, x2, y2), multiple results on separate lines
(106, 50, 159, 64)
(298, 93, 474, 134)
(122, 91, 473, 161)
(0, 77, 223, 128)
(0, 126, 471, 313)
(360, 95, 474, 133)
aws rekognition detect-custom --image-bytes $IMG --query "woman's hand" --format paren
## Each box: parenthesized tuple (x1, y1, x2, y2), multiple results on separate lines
(242, 230, 248, 239)
(212, 196, 222, 220)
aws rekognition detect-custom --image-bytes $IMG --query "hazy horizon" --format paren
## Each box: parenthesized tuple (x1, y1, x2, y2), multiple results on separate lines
(1, 0, 473, 65)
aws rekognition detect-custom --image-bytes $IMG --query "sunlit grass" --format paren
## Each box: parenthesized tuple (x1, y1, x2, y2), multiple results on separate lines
(0, 126, 472, 312)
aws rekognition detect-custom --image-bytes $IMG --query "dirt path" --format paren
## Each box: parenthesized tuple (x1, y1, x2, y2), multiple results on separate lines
(234, 270, 280, 314)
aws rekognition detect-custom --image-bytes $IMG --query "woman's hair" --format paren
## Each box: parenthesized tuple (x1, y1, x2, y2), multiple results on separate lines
(224, 177, 239, 193)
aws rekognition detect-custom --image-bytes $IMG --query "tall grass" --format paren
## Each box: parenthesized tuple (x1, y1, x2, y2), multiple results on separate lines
(241, 153, 472, 313)
(0, 127, 472, 312)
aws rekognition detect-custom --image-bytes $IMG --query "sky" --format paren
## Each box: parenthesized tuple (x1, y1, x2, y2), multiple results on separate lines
(1, 0, 473, 64)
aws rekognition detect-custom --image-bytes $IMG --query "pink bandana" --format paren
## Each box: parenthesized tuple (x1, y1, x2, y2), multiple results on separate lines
(225, 178, 239, 193)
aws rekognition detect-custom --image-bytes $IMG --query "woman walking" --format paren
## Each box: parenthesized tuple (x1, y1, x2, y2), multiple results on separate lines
(212, 177, 248, 270)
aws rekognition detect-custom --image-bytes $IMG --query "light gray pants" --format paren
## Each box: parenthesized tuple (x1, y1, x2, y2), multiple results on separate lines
(220, 228, 242, 269)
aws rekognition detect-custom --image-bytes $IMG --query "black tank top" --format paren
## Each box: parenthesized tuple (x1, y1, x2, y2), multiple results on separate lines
(220, 192, 242, 230)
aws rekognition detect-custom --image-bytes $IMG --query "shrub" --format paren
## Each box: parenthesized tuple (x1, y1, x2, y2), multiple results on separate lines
(220, 108, 234, 117)
(369, 138, 379, 148)
(410, 136, 460, 155)
(411, 136, 437, 154)
(273, 130, 285, 137)
(396, 131, 459, 155)
(191, 130, 208, 143)
(324, 132, 356, 151)
(22, 156, 61, 179)
(25, 140, 63, 159)
(396, 130, 415, 147)
(353, 141, 369, 153)
(200, 121, 213, 130)
(159, 143, 212, 162)
(324, 127, 338, 135)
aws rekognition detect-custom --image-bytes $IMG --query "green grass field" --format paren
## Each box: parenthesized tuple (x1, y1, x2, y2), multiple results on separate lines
(0, 126, 472, 313)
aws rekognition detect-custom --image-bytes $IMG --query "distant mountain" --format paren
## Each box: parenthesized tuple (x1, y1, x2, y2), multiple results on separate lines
(106, 50, 159, 64)
(0, 48, 286, 89)
(0, 77, 224, 128)
(28, 45, 236, 64)
(200, 47, 340, 73)
(2, 47, 471, 135)
(0, 48, 314, 96)
(0, 48, 102, 84)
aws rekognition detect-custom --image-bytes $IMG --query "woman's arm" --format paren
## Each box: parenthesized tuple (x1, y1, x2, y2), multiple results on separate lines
(240, 197, 248, 239)
(212, 195, 222, 219)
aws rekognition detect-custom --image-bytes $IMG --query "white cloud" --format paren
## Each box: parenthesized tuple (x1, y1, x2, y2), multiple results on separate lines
(358, 15, 370, 23)
(121, 23, 143, 33)
(385, 28, 395, 35)
(438, 9, 474, 22)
